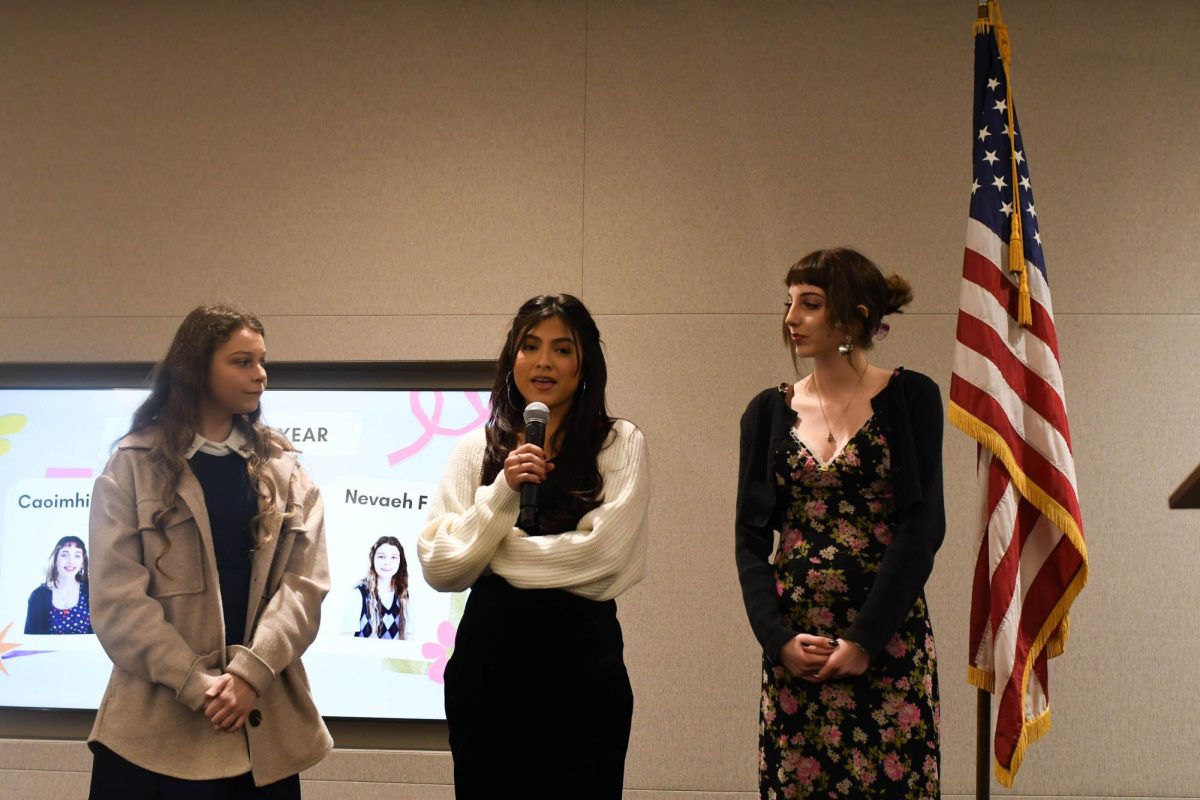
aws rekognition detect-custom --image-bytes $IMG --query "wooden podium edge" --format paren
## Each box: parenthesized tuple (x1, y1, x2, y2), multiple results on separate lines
(1169, 463, 1200, 509)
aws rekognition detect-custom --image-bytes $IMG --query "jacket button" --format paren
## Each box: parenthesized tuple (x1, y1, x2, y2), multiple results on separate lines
(248, 710, 262, 727)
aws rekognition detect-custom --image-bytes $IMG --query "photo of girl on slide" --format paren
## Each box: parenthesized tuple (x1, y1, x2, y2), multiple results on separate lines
(345, 535, 411, 640)
(25, 535, 94, 635)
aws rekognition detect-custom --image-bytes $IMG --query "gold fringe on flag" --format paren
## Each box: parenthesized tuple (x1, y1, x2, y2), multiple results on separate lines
(975, 0, 1032, 327)
(949, 400, 1090, 787)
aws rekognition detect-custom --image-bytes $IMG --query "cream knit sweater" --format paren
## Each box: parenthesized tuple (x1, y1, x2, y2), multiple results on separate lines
(418, 419, 649, 602)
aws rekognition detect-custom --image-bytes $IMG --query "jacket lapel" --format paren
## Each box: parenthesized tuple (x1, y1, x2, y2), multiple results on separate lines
(175, 466, 219, 582)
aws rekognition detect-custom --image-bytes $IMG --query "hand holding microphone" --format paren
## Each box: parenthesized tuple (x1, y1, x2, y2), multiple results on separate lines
(504, 404, 554, 530)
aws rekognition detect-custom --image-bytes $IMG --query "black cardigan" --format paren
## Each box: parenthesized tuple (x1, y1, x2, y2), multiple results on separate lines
(735, 368, 946, 661)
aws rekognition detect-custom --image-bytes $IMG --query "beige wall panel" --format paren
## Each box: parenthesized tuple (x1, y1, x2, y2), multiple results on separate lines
(583, 0, 1200, 319)
(1006, 2, 1200, 314)
(303, 748, 451, 784)
(0, 1, 586, 319)
(301, 783, 452, 800)
(0, 313, 509, 362)
(0, 768, 91, 797)
(583, 0, 970, 316)
(0, 738, 91, 770)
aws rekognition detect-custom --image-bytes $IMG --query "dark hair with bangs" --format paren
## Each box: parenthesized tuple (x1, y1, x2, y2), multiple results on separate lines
(782, 247, 914, 369)
(45, 535, 89, 587)
(482, 294, 615, 530)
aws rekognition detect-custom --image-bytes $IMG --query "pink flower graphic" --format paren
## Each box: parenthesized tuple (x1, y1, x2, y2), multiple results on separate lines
(421, 621, 458, 684)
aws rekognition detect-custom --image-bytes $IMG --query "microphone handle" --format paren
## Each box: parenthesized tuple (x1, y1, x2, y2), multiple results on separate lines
(519, 421, 546, 529)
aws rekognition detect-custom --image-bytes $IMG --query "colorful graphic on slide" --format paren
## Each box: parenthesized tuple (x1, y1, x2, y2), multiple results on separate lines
(0, 414, 27, 457)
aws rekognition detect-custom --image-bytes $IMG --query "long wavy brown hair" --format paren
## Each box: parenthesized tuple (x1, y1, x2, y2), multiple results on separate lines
(481, 294, 616, 532)
(360, 536, 409, 638)
(128, 303, 291, 570)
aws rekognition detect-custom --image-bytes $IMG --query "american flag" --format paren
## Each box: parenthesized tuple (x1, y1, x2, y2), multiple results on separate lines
(948, 1, 1089, 787)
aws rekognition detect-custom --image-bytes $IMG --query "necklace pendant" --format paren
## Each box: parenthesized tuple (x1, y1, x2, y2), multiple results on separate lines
(826, 432, 835, 443)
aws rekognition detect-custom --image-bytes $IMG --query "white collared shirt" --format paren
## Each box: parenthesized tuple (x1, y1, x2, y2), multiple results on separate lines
(185, 426, 252, 460)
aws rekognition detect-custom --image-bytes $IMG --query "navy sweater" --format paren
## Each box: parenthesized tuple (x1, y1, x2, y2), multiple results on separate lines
(188, 451, 257, 647)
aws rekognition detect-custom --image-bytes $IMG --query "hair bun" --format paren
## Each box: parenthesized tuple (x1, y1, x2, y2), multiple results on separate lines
(884, 273, 913, 315)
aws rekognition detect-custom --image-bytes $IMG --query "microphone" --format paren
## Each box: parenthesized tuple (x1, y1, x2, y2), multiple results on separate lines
(518, 401, 551, 531)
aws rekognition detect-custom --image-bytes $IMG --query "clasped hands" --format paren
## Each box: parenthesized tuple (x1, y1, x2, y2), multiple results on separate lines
(203, 672, 257, 732)
(779, 633, 869, 683)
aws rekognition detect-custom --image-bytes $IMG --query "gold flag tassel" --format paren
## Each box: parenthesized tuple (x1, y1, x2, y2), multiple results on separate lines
(977, 0, 1033, 328)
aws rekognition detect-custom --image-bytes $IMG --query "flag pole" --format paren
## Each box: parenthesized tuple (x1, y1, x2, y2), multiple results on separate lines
(974, 7, 994, 800)
(977, 689, 991, 800)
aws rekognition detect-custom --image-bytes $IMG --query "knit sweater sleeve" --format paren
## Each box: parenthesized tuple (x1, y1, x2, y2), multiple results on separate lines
(417, 420, 651, 602)
(490, 420, 650, 601)
(417, 430, 520, 593)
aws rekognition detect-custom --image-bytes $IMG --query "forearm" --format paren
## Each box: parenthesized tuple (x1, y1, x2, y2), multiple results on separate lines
(840, 519, 936, 657)
(418, 477, 520, 591)
(490, 516, 648, 601)
(736, 524, 794, 659)
(490, 423, 650, 601)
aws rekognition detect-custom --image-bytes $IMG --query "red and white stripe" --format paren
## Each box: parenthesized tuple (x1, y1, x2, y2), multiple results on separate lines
(951, 217, 1088, 785)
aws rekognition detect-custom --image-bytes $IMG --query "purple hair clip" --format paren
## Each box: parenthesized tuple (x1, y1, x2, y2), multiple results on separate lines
(872, 321, 891, 342)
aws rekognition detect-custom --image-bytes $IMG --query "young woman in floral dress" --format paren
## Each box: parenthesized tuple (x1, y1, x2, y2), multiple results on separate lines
(735, 248, 946, 798)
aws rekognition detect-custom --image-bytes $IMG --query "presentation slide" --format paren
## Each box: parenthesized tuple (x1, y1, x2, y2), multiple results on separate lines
(0, 387, 488, 720)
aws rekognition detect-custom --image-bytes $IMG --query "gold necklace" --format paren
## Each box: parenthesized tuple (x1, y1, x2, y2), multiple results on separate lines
(810, 368, 866, 444)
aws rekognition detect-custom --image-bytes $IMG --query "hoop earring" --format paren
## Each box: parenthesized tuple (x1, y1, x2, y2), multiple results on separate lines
(579, 380, 587, 397)
(837, 337, 855, 356)
(506, 371, 518, 396)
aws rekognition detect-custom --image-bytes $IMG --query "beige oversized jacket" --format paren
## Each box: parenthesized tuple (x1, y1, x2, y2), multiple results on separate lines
(87, 429, 333, 786)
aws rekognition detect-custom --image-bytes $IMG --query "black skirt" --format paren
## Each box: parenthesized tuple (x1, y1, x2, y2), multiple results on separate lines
(444, 574, 633, 800)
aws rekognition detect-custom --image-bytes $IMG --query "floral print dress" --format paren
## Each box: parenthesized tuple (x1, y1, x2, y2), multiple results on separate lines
(760, 417, 940, 799)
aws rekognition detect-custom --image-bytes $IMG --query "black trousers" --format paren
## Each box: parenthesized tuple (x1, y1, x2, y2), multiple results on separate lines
(88, 742, 301, 800)
(445, 576, 634, 800)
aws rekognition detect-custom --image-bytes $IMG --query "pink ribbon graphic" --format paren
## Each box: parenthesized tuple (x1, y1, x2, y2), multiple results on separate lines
(388, 391, 489, 466)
